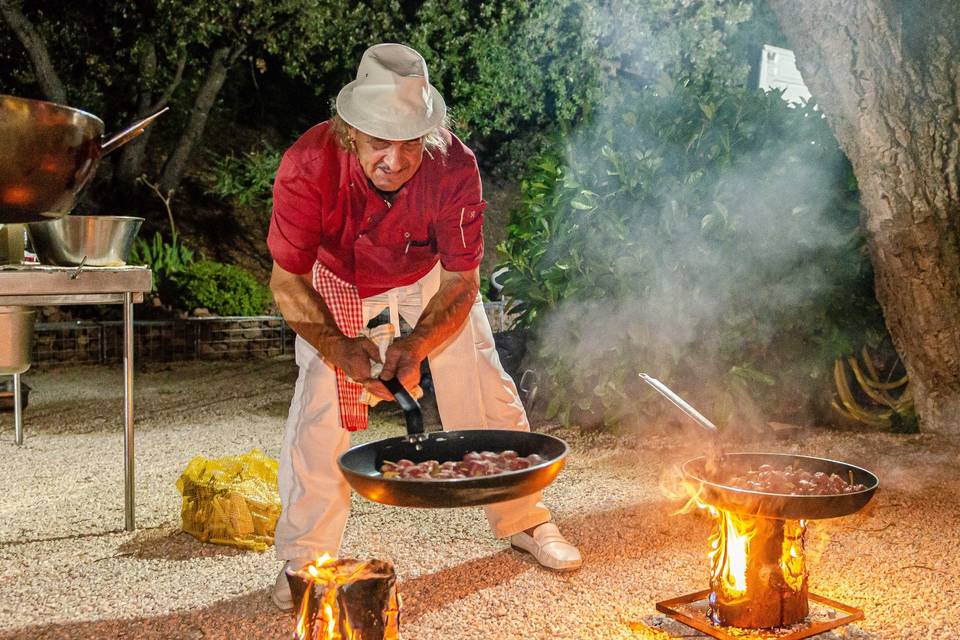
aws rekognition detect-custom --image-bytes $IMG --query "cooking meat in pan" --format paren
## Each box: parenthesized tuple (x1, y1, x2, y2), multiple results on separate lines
(379, 450, 545, 480)
(716, 462, 867, 495)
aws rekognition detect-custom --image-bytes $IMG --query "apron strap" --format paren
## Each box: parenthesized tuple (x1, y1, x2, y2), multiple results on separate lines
(387, 289, 401, 337)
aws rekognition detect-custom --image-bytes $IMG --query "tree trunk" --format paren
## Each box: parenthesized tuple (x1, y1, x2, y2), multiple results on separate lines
(0, 0, 65, 102)
(116, 42, 159, 192)
(159, 45, 239, 196)
(115, 42, 186, 193)
(768, 0, 960, 434)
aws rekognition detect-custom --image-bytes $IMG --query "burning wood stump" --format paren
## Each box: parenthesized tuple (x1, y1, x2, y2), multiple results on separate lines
(707, 510, 808, 628)
(287, 556, 400, 640)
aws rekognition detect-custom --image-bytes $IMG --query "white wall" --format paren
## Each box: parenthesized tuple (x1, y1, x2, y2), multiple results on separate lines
(757, 44, 812, 105)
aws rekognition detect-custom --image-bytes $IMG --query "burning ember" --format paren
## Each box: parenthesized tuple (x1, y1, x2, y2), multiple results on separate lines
(289, 555, 400, 640)
(675, 475, 810, 628)
(706, 507, 809, 628)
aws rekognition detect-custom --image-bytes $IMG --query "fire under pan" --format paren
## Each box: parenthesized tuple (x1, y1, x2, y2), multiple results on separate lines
(655, 589, 864, 640)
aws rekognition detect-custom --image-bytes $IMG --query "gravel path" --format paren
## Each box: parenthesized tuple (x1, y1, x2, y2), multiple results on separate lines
(0, 359, 957, 639)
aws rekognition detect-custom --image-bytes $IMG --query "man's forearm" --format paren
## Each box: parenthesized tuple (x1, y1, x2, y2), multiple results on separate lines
(269, 262, 344, 351)
(406, 267, 480, 358)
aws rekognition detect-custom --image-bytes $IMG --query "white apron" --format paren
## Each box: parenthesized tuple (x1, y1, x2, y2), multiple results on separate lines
(274, 262, 550, 562)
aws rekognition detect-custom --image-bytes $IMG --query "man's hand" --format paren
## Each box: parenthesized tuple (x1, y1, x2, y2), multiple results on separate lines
(271, 262, 382, 386)
(318, 334, 382, 384)
(373, 335, 428, 398)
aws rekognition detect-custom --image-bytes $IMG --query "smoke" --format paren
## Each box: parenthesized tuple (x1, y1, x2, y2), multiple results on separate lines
(523, 35, 862, 431)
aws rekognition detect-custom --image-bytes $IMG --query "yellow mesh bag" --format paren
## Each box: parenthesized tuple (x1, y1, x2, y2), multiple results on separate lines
(175, 448, 281, 552)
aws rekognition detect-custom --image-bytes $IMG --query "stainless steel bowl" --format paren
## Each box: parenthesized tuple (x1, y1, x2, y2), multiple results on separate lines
(27, 215, 144, 266)
(0, 306, 36, 375)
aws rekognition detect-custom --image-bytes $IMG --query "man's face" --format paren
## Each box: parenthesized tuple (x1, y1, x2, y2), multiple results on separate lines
(351, 129, 425, 192)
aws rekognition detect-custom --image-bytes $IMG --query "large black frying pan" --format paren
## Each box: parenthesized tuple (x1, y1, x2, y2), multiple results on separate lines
(683, 452, 878, 520)
(337, 378, 569, 508)
(640, 374, 879, 520)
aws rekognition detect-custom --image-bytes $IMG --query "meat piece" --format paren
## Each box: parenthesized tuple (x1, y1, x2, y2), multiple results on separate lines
(719, 463, 866, 495)
(378, 450, 547, 480)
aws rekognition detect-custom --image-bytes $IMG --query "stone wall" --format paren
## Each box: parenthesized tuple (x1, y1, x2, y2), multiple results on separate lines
(32, 317, 295, 366)
(30, 302, 510, 366)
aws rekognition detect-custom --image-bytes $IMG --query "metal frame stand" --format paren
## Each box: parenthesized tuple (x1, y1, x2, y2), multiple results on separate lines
(123, 292, 135, 530)
(655, 589, 864, 640)
(1, 266, 151, 531)
(12, 372, 24, 446)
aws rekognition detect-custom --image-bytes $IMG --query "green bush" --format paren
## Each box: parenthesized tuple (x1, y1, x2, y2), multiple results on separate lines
(165, 261, 272, 317)
(498, 81, 886, 431)
(205, 146, 282, 209)
(129, 231, 195, 293)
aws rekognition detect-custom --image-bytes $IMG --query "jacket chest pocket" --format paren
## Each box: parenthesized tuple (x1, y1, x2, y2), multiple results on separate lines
(401, 231, 435, 255)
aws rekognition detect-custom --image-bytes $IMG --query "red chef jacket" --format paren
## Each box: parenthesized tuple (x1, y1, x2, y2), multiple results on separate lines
(267, 121, 485, 299)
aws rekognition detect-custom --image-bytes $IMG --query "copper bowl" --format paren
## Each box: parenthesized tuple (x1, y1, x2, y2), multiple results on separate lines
(0, 306, 36, 375)
(0, 95, 166, 224)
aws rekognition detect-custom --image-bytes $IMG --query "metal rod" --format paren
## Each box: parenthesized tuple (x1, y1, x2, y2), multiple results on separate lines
(638, 373, 719, 434)
(123, 291, 135, 531)
(13, 372, 23, 445)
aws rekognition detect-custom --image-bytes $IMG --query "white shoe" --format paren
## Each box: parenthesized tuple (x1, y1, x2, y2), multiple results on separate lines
(272, 561, 297, 611)
(510, 522, 582, 571)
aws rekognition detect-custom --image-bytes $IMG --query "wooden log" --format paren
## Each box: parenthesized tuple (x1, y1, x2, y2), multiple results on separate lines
(709, 514, 808, 628)
(287, 558, 400, 640)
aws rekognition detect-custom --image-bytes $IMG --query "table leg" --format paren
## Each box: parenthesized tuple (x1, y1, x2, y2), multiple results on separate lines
(123, 292, 135, 531)
(13, 372, 23, 446)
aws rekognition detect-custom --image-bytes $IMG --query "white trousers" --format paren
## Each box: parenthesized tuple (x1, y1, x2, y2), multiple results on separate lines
(274, 264, 551, 562)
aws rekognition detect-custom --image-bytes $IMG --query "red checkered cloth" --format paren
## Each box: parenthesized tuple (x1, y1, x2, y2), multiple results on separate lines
(312, 261, 368, 431)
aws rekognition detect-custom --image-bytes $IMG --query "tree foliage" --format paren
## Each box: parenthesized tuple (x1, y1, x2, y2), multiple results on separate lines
(498, 81, 885, 430)
(403, 0, 754, 173)
(0, 0, 402, 198)
(165, 260, 272, 317)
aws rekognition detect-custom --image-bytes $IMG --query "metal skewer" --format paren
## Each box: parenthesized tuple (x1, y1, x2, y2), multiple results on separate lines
(638, 373, 719, 434)
(639, 372, 725, 475)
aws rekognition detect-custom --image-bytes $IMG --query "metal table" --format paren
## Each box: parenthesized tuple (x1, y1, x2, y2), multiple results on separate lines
(0, 264, 152, 531)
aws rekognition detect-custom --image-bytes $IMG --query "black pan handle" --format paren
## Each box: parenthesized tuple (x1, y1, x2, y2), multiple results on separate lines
(379, 376, 424, 436)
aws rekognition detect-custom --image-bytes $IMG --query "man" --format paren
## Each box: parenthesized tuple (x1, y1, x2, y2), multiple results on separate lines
(267, 43, 581, 611)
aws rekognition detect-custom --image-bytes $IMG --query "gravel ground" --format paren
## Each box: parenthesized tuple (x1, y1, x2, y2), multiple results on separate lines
(0, 359, 958, 640)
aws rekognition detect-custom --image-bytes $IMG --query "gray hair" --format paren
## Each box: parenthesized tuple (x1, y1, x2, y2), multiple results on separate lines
(330, 114, 451, 157)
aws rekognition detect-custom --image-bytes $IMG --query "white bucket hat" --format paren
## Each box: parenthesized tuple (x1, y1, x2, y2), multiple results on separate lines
(336, 43, 447, 141)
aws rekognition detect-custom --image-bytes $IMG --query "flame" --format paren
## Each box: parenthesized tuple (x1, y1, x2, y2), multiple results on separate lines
(2, 186, 33, 205)
(293, 554, 369, 640)
(709, 509, 755, 598)
(295, 584, 311, 639)
(667, 467, 807, 602)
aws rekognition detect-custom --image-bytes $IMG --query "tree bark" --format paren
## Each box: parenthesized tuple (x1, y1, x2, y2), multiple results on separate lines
(768, 0, 960, 434)
(159, 45, 240, 196)
(115, 42, 186, 191)
(0, 0, 65, 102)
